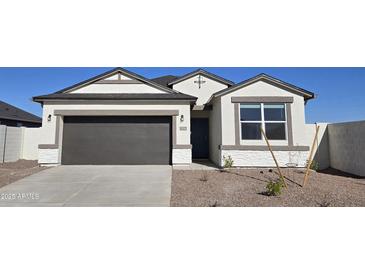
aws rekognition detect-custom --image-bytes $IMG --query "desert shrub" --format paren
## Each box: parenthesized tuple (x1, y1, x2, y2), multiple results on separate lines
(210, 201, 218, 207)
(223, 155, 234, 168)
(266, 178, 285, 196)
(199, 170, 208, 182)
(306, 160, 319, 171)
(317, 194, 331, 207)
(318, 200, 331, 207)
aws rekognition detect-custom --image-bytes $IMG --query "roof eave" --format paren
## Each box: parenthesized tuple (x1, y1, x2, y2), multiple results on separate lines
(212, 74, 315, 100)
(0, 116, 41, 124)
(33, 95, 198, 103)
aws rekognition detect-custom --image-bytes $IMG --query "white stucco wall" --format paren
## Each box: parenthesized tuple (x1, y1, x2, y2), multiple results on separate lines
(220, 81, 307, 146)
(172, 75, 228, 105)
(209, 80, 311, 167)
(305, 123, 330, 170)
(209, 98, 222, 165)
(70, 83, 166, 94)
(39, 102, 192, 165)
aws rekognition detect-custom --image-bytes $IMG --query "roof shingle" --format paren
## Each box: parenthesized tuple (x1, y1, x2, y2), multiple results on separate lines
(150, 75, 179, 87)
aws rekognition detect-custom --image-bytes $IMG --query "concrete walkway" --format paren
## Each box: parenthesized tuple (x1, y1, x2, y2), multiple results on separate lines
(173, 160, 219, 170)
(0, 165, 171, 207)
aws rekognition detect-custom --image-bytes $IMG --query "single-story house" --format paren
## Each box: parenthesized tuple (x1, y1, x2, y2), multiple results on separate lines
(0, 100, 42, 127)
(33, 67, 315, 167)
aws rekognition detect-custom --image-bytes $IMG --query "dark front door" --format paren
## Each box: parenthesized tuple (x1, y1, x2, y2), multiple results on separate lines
(62, 116, 172, 165)
(191, 118, 209, 159)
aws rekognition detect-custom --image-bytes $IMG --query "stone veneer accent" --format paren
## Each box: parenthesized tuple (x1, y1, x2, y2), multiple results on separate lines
(172, 148, 192, 165)
(38, 149, 59, 164)
(39, 148, 192, 165)
(221, 150, 309, 167)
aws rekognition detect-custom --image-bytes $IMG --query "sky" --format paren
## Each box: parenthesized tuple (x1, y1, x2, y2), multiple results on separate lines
(0, 67, 364, 124)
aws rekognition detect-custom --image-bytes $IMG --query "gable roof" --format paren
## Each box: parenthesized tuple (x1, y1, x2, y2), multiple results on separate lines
(0, 100, 41, 124)
(53, 67, 178, 95)
(151, 75, 179, 87)
(168, 69, 235, 86)
(33, 67, 200, 103)
(211, 73, 315, 101)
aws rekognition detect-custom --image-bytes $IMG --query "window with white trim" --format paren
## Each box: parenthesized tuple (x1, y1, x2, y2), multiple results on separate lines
(240, 103, 287, 140)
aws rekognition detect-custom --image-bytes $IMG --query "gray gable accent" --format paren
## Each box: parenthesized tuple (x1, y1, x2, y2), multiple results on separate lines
(168, 69, 235, 86)
(52, 67, 179, 95)
(0, 100, 41, 123)
(94, 79, 143, 84)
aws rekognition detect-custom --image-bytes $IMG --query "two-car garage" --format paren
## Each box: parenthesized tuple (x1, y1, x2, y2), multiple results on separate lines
(61, 116, 172, 165)
(33, 68, 196, 166)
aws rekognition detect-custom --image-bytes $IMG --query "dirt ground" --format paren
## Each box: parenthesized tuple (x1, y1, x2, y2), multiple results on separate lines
(171, 168, 365, 207)
(0, 160, 48, 189)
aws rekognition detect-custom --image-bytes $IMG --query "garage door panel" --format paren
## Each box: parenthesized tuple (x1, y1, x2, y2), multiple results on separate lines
(62, 116, 171, 165)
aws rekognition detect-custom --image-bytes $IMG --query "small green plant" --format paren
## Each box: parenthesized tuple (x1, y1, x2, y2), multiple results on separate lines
(306, 160, 319, 171)
(223, 155, 234, 168)
(199, 170, 208, 182)
(266, 178, 285, 196)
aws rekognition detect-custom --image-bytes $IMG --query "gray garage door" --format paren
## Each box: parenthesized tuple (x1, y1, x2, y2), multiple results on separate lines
(61, 116, 172, 165)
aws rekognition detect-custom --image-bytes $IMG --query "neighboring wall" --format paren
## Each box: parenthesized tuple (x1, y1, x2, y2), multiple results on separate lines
(305, 121, 365, 177)
(0, 125, 6, 161)
(327, 121, 365, 177)
(0, 125, 23, 162)
(3, 126, 23, 162)
(0, 125, 40, 163)
(22, 127, 42, 160)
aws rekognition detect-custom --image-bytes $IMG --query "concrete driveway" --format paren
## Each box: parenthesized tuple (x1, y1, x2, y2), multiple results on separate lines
(0, 166, 171, 207)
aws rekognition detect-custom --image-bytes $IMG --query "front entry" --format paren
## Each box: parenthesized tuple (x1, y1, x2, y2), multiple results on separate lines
(191, 118, 209, 159)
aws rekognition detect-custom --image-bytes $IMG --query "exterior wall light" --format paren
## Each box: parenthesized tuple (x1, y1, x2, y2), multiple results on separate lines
(180, 115, 184, 122)
(47, 114, 52, 122)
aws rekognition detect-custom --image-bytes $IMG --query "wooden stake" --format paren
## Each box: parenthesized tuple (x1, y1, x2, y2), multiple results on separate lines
(303, 125, 320, 187)
(260, 127, 287, 187)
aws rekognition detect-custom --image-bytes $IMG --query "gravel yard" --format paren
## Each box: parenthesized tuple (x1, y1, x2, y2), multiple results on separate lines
(171, 168, 365, 207)
(0, 160, 48, 189)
